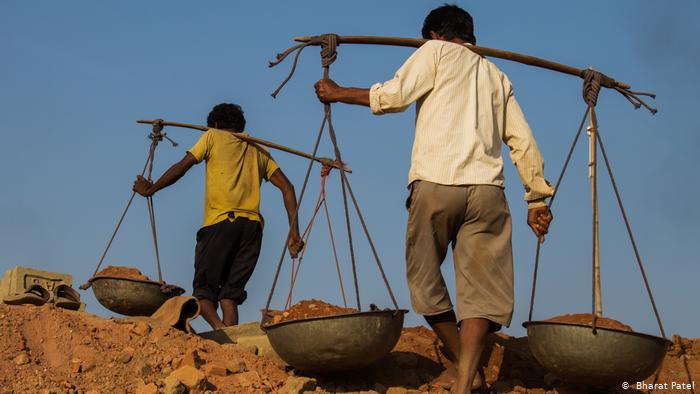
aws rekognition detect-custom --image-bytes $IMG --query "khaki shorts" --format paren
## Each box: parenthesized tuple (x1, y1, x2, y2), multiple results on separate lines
(405, 181, 514, 328)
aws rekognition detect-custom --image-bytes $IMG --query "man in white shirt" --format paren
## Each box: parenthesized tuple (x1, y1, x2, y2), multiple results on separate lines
(314, 5, 553, 393)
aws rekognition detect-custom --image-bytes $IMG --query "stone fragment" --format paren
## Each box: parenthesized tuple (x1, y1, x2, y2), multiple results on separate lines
(279, 376, 317, 394)
(70, 358, 81, 373)
(512, 385, 528, 393)
(134, 383, 158, 394)
(226, 360, 248, 374)
(169, 366, 207, 391)
(130, 321, 151, 336)
(181, 348, 203, 368)
(386, 388, 408, 394)
(692, 339, 700, 356)
(136, 361, 153, 376)
(14, 353, 30, 365)
(161, 375, 185, 394)
(202, 361, 228, 377)
(82, 360, 96, 372)
(116, 352, 132, 364)
(232, 371, 261, 388)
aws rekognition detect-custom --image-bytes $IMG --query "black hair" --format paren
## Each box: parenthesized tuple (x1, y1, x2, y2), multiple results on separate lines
(207, 103, 246, 132)
(421, 4, 476, 45)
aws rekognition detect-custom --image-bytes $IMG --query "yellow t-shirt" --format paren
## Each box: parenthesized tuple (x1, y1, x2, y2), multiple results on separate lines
(188, 128, 279, 227)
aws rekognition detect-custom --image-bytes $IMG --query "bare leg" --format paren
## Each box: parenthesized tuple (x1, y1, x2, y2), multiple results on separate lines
(220, 298, 239, 326)
(425, 311, 460, 387)
(425, 310, 461, 361)
(453, 318, 490, 394)
(199, 298, 225, 330)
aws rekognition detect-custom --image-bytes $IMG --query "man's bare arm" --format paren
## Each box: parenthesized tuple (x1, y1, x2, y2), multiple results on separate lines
(315, 79, 370, 107)
(269, 169, 304, 257)
(133, 152, 197, 197)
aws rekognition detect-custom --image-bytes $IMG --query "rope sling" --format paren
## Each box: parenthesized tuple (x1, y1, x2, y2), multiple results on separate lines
(80, 121, 178, 291)
(528, 69, 666, 337)
(264, 34, 401, 314)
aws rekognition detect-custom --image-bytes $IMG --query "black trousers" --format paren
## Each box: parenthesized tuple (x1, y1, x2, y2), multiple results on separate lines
(192, 216, 262, 304)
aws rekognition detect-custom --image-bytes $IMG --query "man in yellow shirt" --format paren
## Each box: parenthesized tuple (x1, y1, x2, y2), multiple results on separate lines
(133, 103, 303, 330)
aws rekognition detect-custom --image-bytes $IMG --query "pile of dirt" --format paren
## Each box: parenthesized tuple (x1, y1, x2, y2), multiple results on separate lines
(0, 303, 286, 393)
(1, 302, 697, 394)
(93, 265, 150, 281)
(544, 313, 634, 332)
(265, 299, 358, 325)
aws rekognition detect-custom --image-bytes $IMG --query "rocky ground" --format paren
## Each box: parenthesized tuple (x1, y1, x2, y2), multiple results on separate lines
(0, 303, 697, 394)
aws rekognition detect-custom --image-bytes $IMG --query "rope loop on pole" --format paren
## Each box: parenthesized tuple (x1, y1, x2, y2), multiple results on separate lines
(582, 69, 603, 108)
(269, 34, 340, 98)
(318, 33, 339, 67)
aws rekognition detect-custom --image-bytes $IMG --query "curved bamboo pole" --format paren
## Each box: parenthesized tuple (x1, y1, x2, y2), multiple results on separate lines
(294, 35, 631, 90)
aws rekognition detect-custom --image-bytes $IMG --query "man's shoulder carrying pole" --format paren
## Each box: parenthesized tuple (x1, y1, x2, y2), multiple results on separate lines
(136, 119, 352, 173)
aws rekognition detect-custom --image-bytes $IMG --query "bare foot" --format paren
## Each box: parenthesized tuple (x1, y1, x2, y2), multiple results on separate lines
(429, 367, 482, 390)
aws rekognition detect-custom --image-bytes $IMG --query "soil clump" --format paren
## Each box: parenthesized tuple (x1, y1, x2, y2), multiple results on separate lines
(545, 313, 633, 331)
(93, 265, 151, 281)
(265, 299, 358, 325)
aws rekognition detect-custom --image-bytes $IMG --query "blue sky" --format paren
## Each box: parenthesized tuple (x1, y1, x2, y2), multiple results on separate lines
(1, 1, 698, 337)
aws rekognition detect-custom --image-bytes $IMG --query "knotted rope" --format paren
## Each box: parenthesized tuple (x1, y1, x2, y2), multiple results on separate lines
(270, 34, 339, 98)
(579, 68, 657, 114)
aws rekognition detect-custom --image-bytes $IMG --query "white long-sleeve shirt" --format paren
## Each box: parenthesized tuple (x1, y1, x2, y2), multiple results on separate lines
(369, 39, 554, 206)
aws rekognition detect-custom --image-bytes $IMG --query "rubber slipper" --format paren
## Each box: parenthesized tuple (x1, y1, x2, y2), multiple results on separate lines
(2, 284, 50, 306)
(53, 284, 81, 310)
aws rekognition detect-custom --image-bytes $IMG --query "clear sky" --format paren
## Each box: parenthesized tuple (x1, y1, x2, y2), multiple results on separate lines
(1, 1, 698, 337)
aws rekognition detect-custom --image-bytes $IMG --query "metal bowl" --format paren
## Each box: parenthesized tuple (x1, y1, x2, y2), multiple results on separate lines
(263, 309, 407, 373)
(90, 277, 185, 316)
(523, 320, 671, 386)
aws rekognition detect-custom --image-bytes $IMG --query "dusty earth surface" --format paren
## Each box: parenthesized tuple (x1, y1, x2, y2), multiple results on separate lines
(0, 303, 698, 394)
(544, 313, 634, 332)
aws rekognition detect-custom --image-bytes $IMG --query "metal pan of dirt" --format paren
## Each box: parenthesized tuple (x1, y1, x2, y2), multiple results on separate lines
(523, 320, 671, 386)
(89, 276, 185, 316)
(262, 309, 407, 373)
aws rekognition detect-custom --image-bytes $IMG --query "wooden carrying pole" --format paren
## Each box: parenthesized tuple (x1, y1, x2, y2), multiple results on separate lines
(136, 120, 351, 173)
(294, 35, 632, 90)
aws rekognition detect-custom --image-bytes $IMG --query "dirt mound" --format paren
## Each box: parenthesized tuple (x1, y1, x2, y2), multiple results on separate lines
(266, 299, 358, 325)
(544, 313, 634, 332)
(94, 265, 150, 281)
(0, 302, 697, 393)
(0, 303, 286, 393)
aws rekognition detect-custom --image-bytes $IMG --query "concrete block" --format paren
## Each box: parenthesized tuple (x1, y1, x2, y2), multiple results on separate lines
(198, 321, 264, 344)
(0, 266, 73, 301)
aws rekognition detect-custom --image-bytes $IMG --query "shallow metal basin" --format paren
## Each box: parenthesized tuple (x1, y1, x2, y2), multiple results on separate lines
(263, 309, 407, 373)
(90, 277, 184, 316)
(523, 320, 671, 386)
